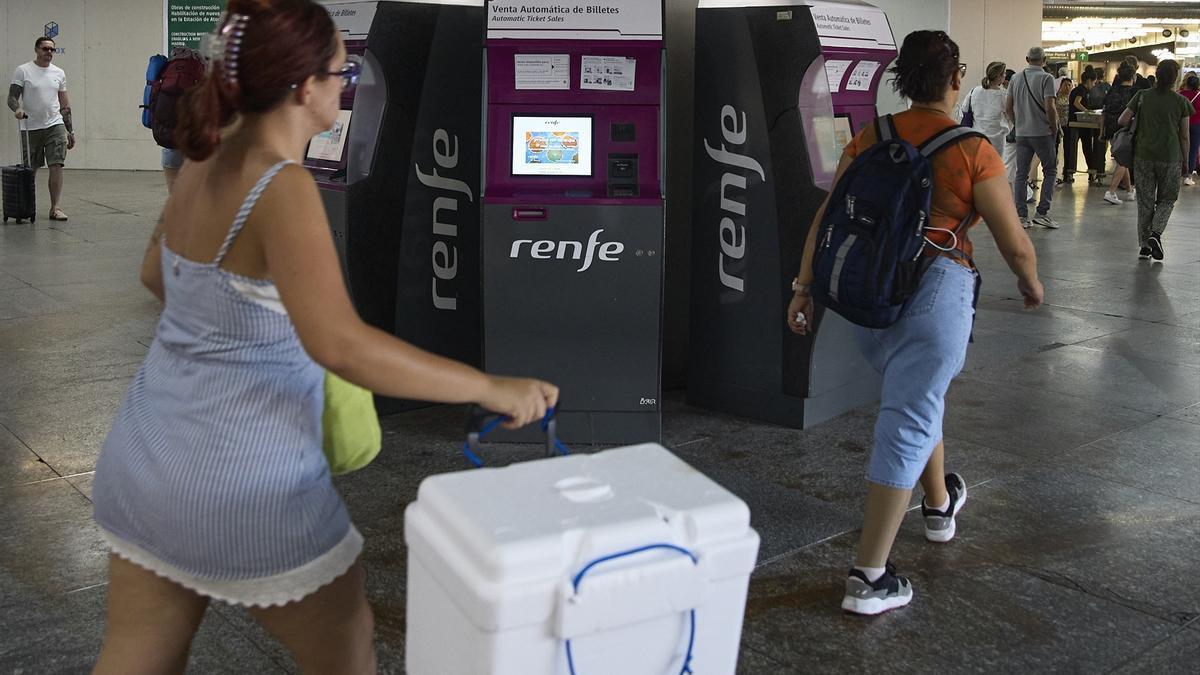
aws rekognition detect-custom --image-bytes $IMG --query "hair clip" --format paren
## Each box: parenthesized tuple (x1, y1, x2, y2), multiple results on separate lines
(199, 12, 249, 89)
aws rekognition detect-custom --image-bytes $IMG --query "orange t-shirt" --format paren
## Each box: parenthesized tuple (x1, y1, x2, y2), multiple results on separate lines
(844, 108, 1006, 265)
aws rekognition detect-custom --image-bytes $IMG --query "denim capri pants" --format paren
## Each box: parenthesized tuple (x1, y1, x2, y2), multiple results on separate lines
(853, 256, 976, 490)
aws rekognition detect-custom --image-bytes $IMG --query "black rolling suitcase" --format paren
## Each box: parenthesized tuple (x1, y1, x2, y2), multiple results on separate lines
(2, 120, 36, 224)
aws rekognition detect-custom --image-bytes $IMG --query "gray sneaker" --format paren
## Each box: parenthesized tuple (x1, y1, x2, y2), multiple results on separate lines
(841, 562, 914, 615)
(1032, 214, 1059, 229)
(1020, 216, 1032, 229)
(922, 473, 967, 543)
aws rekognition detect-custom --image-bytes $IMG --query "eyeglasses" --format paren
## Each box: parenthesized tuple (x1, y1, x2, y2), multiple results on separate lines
(327, 55, 362, 92)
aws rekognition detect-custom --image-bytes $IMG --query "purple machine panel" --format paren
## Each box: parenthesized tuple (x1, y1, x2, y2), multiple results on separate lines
(485, 40, 662, 203)
(824, 47, 897, 130)
(482, 21, 666, 444)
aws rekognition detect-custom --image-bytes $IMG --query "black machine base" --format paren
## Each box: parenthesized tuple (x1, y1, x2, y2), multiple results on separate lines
(489, 410, 660, 446)
(686, 377, 880, 430)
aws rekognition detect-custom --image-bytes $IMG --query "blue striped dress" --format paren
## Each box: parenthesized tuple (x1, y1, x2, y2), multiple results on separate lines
(93, 161, 362, 606)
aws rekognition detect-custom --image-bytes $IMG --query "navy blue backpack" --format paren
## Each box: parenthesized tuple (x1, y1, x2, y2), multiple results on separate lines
(811, 116, 986, 329)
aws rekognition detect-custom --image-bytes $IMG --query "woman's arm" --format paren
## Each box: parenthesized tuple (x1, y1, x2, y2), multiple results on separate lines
(973, 175, 1043, 308)
(256, 166, 556, 426)
(139, 214, 166, 302)
(1182, 116, 1191, 175)
(787, 153, 854, 335)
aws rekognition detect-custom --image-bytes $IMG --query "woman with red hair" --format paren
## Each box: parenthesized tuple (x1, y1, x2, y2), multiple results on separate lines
(91, 2, 557, 671)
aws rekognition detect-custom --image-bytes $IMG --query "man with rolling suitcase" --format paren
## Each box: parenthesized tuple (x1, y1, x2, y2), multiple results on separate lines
(7, 36, 74, 221)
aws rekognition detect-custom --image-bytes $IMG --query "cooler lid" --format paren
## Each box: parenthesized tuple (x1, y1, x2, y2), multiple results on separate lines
(407, 444, 752, 585)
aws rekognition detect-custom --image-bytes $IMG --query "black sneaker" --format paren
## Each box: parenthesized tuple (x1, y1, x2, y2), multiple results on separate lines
(1148, 236, 1164, 261)
(841, 561, 914, 615)
(1139, 247, 1152, 260)
(922, 473, 968, 543)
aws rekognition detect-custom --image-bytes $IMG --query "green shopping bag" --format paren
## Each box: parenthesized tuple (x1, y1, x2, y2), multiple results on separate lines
(322, 371, 381, 475)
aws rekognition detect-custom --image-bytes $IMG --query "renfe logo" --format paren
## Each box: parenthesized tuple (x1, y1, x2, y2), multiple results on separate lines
(510, 229, 624, 272)
(416, 129, 474, 311)
(704, 105, 764, 293)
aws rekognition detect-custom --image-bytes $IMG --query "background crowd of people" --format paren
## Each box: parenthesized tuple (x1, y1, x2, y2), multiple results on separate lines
(959, 50, 1198, 260)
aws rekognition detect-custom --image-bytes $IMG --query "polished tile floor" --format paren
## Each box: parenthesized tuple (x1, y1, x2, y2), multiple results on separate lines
(1, 169, 1198, 673)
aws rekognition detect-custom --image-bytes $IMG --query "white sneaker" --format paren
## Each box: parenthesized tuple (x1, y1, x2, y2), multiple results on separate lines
(1032, 214, 1060, 229)
(1104, 191, 1122, 205)
(923, 473, 968, 543)
(1127, 188, 1137, 200)
(841, 562, 914, 616)
(1185, 176, 1196, 186)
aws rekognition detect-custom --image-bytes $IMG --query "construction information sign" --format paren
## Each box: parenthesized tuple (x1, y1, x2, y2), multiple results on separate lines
(165, 1, 226, 51)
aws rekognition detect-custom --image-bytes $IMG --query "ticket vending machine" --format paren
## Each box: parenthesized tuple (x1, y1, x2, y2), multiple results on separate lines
(481, 1, 666, 443)
(688, 0, 896, 428)
(311, 1, 485, 412)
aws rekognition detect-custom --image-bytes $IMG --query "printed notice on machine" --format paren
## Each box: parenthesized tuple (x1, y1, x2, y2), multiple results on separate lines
(846, 61, 881, 91)
(306, 110, 352, 162)
(824, 60, 851, 93)
(580, 56, 636, 91)
(515, 54, 570, 90)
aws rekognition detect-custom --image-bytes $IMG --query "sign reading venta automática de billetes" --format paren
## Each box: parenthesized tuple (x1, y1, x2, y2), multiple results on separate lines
(810, 5, 894, 50)
(486, 0, 662, 40)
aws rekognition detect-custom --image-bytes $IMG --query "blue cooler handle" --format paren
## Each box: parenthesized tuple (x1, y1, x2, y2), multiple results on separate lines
(564, 544, 701, 675)
(462, 405, 569, 467)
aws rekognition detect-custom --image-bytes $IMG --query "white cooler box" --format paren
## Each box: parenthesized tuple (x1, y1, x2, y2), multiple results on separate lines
(404, 443, 760, 675)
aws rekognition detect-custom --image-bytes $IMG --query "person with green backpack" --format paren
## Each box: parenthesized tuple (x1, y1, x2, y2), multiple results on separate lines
(1118, 59, 1193, 261)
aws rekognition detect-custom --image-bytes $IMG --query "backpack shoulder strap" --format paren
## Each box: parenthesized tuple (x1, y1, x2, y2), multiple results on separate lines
(875, 115, 899, 143)
(917, 125, 988, 158)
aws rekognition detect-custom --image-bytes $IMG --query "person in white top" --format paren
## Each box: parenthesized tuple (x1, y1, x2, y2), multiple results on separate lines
(967, 61, 1012, 154)
(8, 37, 74, 221)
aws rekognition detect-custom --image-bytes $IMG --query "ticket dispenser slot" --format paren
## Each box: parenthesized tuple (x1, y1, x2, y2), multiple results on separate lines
(607, 154, 639, 197)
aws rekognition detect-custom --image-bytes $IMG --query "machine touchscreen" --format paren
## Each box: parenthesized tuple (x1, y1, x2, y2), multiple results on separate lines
(307, 110, 353, 163)
(510, 115, 593, 177)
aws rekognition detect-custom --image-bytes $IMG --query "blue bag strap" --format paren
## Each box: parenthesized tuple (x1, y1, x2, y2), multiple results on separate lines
(874, 114, 899, 143)
(213, 160, 295, 266)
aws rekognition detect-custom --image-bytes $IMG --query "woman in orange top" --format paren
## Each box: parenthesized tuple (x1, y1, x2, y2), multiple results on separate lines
(787, 31, 1043, 616)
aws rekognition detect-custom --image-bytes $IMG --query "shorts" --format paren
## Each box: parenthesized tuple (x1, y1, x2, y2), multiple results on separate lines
(853, 257, 977, 490)
(161, 148, 184, 170)
(25, 124, 68, 168)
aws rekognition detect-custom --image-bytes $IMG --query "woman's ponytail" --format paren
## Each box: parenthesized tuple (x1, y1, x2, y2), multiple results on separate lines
(177, 70, 238, 162)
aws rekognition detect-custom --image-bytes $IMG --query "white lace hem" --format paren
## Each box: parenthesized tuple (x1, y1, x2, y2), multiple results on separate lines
(98, 525, 364, 608)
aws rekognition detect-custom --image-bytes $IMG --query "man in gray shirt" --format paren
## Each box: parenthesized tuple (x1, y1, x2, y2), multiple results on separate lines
(1006, 46, 1060, 228)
